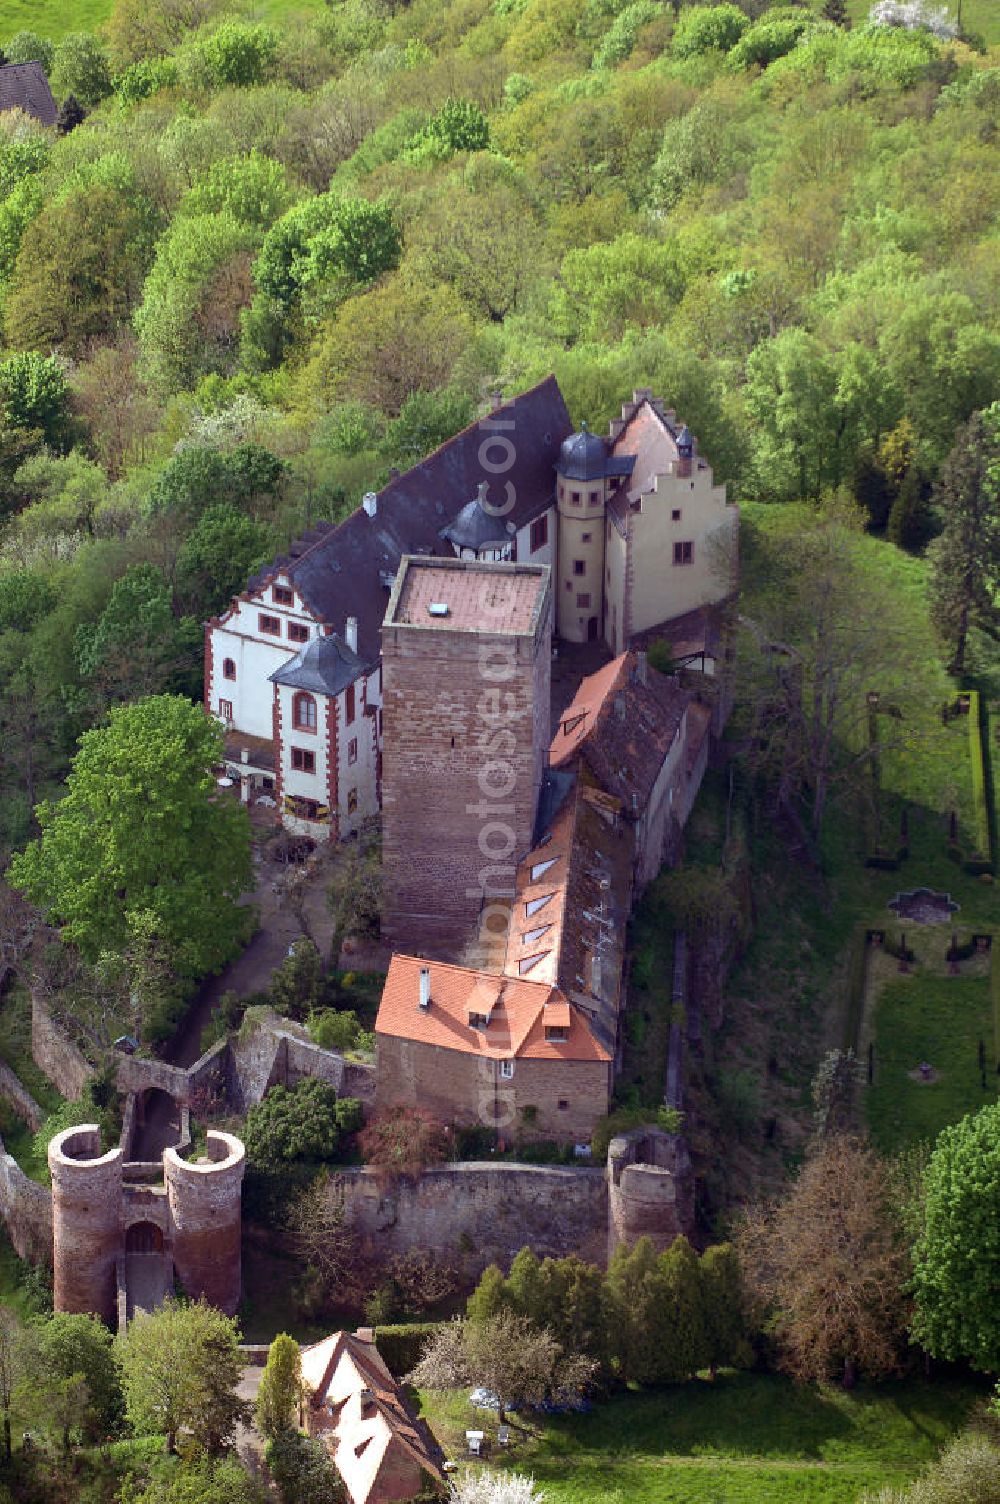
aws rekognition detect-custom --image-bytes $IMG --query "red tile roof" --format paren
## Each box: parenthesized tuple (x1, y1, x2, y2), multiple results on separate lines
(376, 954, 610, 1063)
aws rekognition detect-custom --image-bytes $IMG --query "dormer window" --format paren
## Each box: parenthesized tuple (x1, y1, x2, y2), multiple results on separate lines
(525, 895, 552, 917)
(273, 585, 293, 605)
(522, 925, 551, 945)
(518, 953, 545, 976)
(530, 858, 558, 881)
(468, 1011, 489, 1029)
(545, 1026, 568, 1043)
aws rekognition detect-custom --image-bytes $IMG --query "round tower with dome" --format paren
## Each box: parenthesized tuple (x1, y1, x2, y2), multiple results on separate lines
(555, 422, 614, 644)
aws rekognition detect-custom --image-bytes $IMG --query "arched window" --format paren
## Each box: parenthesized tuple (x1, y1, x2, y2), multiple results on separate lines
(293, 692, 318, 731)
(222, 658, 236, 680)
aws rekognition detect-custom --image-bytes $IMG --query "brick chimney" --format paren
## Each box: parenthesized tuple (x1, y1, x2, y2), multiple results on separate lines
(419, 966, 431, 1009)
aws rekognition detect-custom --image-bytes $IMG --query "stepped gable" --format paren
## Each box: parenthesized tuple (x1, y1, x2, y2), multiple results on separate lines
(246, 376, 572, 664)
(0, 62, 57, 127)
(550, 651, 689, 811)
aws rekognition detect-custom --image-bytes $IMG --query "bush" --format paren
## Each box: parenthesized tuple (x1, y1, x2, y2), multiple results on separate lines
(592, 1, 662, 68)
(265, 1430, 342, 1504)
(308, 1009, 362, 1053)
(242, 1079, 361, 1172)
(374, 1323, 440, 1377)
(728, 14, 814, 70)
(672, 3, 748, 57)
(358, 1106, 449, 1182)
(193, 23, 279, 88)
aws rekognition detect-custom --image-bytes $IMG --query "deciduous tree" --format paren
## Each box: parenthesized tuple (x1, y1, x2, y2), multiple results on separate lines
(9, 695, 253, 987)
(911, 1100, 1000, 1372)
(116, 1298, 249, 1455)
(738, 1136, 909, 1385)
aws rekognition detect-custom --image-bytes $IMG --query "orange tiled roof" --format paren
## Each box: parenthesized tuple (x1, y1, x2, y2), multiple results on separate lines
(376, 954, 610, 1063)
(549, 655, 629, 769)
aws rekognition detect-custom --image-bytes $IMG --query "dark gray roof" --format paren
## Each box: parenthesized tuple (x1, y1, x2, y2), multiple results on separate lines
(557, 425, 608, 481)
(439, 486, 512, 552)
(242, 376, 573, 664)
(0, 62, 57, 128)
(269, 634, 365, 696)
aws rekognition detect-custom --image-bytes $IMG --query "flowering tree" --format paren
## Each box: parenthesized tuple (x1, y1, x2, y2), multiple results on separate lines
(450, 1472, 545, 1504)
(868, 1, 958, 37)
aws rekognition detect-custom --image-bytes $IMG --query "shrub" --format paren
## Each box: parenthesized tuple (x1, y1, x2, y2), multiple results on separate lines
(308, 1009, 361, 1052)
(728, 13, 814, 70)
(591, 1104, 682, 1161)
(193, 23, 279, 88)
(242, 1079, 361, 1171)
(592, 1, 662, 68)
(672, 3, 748, 57)
(358, 1106, 449, 1182)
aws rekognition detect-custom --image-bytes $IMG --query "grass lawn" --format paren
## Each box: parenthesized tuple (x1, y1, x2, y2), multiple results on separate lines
(0, 0, 326, 45)
(867, 963, 997, 1153)
(846, 0, 1000, 43)
(418, 1372, 985, 1504)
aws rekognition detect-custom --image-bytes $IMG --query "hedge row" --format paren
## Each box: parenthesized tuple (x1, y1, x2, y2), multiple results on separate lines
(374, 1323, 440, 1377)
(967, 690, 993, 873)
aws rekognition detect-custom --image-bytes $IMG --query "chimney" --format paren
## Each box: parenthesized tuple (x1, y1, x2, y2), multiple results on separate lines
(345, 616, 358, 654)
(241, 747, 249, 764)
(419, 966, 431, 1009)
(636, 650, 647, 686)
(362, 491, 377, 517)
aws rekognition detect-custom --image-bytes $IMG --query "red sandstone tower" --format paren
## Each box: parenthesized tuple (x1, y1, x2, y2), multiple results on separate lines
(49, 1126, 123, 1325)
(164, 1131, 245, 1316)
(381, 556, 552, 956)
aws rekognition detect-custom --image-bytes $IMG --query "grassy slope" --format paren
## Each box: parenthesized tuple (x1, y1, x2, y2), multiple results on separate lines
(419, 1373, 984, 1504)
(0, 0, 325, 45)
(846, 1, 1000, 42)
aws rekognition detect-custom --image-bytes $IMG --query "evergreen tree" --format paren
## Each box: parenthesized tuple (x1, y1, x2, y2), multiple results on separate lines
(606, 1238, 672, 1384)
(658, 1237, 709, 1381)
(699, 1244, 751, 1378)
(886, 465, 932, 551)
(505, 1247, 546, 1325)
(55, 94, 86, 136)
(467, 1264, 508, 1325)
(256, 1334, 302, 1441)
(927, 407, 1000, 675)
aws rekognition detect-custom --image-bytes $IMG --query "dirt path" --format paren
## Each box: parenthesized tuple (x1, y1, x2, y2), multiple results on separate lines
(165, 846, 338, 1068)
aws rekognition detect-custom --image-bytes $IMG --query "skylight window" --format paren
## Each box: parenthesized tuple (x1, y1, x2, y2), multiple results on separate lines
(525, 895, 552, 917)
(530, 858, 559, 881)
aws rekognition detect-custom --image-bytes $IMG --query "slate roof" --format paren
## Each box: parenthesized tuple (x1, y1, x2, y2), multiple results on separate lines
(439, 485, 513, 552)
(269, 633, 365, 696)
(242, 377, 572, 664)
(550, 652, 690, 814)
(557, 424, 636, 482)
(0, 62, 57, 127)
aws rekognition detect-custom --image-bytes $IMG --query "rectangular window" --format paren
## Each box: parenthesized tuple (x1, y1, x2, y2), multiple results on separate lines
(571, 491, 581, 505)
(671, 509, 681, 522)
(576, 592, 591, 608)
(581, 532, 592, 543)
(499, 1060, 514, 1080)
(287, 622, 309, 643)
(347, 789, 358, 814)
(291, 747, 316, 773)
(259, 614, 280, 635)
(218, 699, 233, 722)
(273, 585, 293, 605)
(673, 541, 694, 566)
(573, 559, 586, 576)
(348, 737, 358, 766)
(530, 514, 548, 552)
(345, 685, 355, 725)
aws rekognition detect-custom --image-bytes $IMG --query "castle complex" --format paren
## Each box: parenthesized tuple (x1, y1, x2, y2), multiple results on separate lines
(205, 379, 736, 843)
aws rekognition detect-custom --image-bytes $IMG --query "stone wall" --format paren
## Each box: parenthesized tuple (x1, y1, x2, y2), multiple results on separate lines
(333, 1162, 608, 1279)
(0, 1061, 43, 1132)
(31, 994, 94, 1102)
(0, 1134, 52, 1265)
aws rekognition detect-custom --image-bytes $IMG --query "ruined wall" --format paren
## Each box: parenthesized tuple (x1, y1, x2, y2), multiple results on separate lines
(0, 1135, 52, 1265)
(0, 1061, 43, 1132)
(333, 1162, 608, 1278)
(31, 994, 94, 1102)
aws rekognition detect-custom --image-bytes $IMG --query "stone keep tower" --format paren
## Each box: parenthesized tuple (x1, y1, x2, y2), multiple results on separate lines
(607, 1125, 695, 1258)
(164, 1131, 245, 1316)
(381, 556, 552, 956)
(49, 1126, 123, 1326)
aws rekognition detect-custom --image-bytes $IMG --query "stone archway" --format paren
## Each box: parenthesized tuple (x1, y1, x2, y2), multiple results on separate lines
(125, 1220, 164, 1255)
